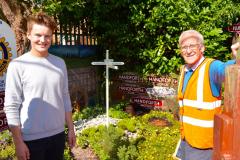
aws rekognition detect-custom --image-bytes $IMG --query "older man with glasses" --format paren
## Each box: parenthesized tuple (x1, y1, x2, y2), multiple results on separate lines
(175, 30, 239, 160)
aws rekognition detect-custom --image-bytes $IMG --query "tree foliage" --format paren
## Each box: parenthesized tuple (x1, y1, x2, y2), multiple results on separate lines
(49, 0, 240, 75)
(128, 0, 240, 74)
(1, 0, 240, 74)
(0, 0, 33, 55)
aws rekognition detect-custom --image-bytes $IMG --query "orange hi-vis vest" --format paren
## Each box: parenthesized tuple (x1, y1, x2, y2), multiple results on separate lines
(178, 58, 222, 149)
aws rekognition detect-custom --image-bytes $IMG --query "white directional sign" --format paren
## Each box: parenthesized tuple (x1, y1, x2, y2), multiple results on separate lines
(92, 50, 124, 127)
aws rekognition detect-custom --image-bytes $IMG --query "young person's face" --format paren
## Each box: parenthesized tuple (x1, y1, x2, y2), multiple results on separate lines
(180, 37, 204, 68)
(27, 24, 52, 56)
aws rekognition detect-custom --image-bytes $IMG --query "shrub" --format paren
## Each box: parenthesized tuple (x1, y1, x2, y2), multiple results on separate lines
(0, 130, 16, 159)
(117, 145, 139, 160)
(77, 125, 126, 160)
(73, 104, 105, 121)
(136, 111, 180, 160)
(76, 110, 180, 160)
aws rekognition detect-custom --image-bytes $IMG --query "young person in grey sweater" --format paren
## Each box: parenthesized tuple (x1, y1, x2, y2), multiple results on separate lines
(4, 12, 76, 160)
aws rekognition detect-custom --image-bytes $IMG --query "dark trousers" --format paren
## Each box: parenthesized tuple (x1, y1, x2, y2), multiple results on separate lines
(176, 139, 212, 160)
(24, 132, 65, 160)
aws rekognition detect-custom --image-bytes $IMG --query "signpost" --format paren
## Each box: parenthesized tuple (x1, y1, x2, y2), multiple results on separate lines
(0, 19, 17, 132)
(92, 50, 124, 127)
(227, 23, 240, 63)
(227, 23, 240, 33)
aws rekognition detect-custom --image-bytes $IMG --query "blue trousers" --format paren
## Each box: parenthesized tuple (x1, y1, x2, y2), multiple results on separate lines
(24, 131, 65, 160)
(176, 140, 212, 160)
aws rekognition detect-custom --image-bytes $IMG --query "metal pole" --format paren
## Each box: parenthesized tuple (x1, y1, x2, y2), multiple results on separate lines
(91, 49, 124, 128)
(106, 50, 109, 128)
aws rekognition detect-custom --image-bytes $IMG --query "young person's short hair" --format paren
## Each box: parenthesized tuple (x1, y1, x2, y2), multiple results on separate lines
(27, 12, 57, 33)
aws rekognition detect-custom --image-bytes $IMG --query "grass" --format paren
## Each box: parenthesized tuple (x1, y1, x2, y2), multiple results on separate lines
(63, 56, 99, 69)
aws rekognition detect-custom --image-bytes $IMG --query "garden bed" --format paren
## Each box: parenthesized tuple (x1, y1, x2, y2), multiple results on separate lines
(0, 104, 180, 160)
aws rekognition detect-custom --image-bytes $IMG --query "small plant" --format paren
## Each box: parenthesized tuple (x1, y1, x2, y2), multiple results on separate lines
(0, 130, 16, 159)
(77, 125, 128, 160)
(117, 118, 138, 133)
(73, 104, 105, 121)
(64, 146, 73, 160)
(109, 107, 129, 119)
(117, 145, 139, 160)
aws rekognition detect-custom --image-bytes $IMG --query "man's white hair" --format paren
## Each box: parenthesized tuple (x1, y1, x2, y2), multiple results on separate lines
(179, 30, 204, 45)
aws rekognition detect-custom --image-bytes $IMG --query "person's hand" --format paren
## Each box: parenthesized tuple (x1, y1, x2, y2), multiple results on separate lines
(231, 42, 240, 59)
(67, 129, 76, 148)
(15, 141, 30, 160)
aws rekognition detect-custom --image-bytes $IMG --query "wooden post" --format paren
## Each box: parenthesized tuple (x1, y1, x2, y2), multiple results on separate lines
(213, 62, 240, 160)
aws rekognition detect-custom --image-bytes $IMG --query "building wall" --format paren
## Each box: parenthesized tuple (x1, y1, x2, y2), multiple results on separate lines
(68, 67, 98, 110)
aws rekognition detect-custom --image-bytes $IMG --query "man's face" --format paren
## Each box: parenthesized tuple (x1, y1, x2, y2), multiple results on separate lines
(180, 37, 204, 67)
(27, 24, 52, 56)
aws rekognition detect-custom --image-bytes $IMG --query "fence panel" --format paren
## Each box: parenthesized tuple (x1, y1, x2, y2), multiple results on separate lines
(52, 20, 97, 46)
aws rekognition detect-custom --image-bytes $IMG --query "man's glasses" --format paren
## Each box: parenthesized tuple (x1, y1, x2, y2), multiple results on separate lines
(180, 44, 200, 52)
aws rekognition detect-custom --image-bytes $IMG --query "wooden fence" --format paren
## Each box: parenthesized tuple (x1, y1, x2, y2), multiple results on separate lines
(52, 20, 97, 46)
(49, 20, 98, 57)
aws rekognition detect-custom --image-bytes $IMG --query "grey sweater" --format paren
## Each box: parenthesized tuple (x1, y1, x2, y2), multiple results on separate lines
(4, 52, 72, 141)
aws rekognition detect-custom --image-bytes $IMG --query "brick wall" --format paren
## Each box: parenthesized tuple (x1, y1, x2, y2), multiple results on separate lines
(68, 67, 98, 109)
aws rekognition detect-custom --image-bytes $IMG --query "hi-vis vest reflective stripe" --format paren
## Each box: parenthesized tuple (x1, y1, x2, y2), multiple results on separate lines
(178, 58, 222, 149)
